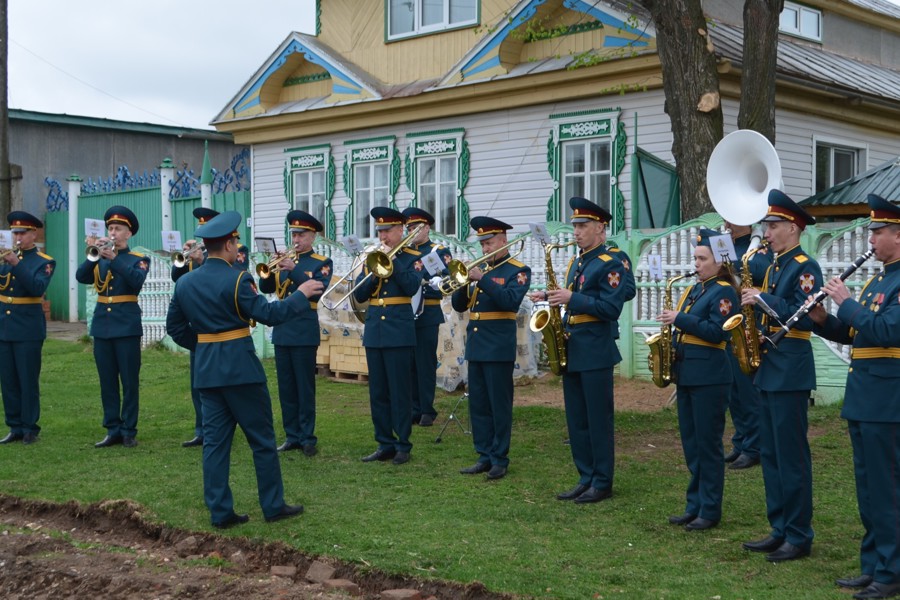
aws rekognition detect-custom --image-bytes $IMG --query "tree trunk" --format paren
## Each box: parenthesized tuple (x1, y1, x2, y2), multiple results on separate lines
(643, 0, 723, 220)
(0, 0, 10, 218)
(738, 0, 783, 142)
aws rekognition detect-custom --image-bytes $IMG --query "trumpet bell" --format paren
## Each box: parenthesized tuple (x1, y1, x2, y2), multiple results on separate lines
(172, 252, 187, 269)
(86, 246, 102, 262)
(256, 263, 273, 279)
(707, 130, 780, 226)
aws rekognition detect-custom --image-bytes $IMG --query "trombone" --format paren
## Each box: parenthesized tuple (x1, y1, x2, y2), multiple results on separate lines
(320, 223, 424, 309)
(172, 242, 205, 269)
(86, 239, 115, 262)
(256, 248, 299, 279)
(436, 235, 529, 295)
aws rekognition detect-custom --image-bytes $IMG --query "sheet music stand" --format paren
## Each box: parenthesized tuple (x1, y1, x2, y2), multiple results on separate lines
(435, 392, 470, 443)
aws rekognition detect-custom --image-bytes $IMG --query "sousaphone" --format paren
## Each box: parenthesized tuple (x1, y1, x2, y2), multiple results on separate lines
(706, 129, 781, 226)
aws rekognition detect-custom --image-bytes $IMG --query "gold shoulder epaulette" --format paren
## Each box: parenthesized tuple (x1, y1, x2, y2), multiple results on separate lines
(794, 255, 809, 264)
(311, 253, 327, 261)
(508, 258, 525, 268)
(599, 254, 613, 262)
(717, 281, 731, 287)
(402, 247, 422, 256)
(609, 247, 621, 253)
(130, 251, 145, 258)
(38, 251, 53, 260)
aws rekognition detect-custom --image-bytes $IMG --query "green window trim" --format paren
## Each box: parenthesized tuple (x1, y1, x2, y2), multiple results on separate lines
(284, 146, 336, 240)
(546, 108, 625, 234)
(404, 130, 470, 241)
(342, 137, 400, 236)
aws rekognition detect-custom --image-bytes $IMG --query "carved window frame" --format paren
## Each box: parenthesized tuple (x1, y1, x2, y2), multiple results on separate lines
(284, 143, 336, 240)
(405, 128, 470, 241)
(343, 136, 400, 239)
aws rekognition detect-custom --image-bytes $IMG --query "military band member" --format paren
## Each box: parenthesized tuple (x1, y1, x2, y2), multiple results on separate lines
(259, 210, 332, 457)
(740, 190, 822, 562)
(0, 212, 55, 445)
(355, 207, 421, 466)
(659, 228, 739, 528)
(452, 216, 531, 480)
(810, 194, 900, 600)
(530, 198, 628, 502)
(166, 211, 320, 529)
(401, 206, 452, 427)
(75, 206, 150, 449)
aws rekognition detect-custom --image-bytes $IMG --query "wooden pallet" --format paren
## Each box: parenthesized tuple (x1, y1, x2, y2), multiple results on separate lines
(315, 364, 334, 378)
(330, 370, 369, 384)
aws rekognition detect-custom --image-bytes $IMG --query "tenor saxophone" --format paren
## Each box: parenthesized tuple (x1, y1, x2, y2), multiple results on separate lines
(529, 241, 576, 376)
(722, 241, 767, 375)
(646, 272, 695, 388)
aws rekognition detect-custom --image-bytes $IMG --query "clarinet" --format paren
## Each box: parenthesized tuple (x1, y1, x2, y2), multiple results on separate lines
(768, 249, 875, 346)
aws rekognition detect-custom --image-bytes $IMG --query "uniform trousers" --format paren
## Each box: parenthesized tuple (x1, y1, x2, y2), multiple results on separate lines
(200, 382, 285, 523)
(562, 367, 615, 491)
(0, 339, 43, 435)
(676, 383, 728, 521)
(274, 345, 318, 447)
(365, 346, 414, 453)
(93, 336, 141, 438)
(849, 420, 900, 585)
(727, 354, 760, 458)
(411, 324, 439, 420)
(467, 361, 514, 468)
(759, 389, 814, 550)
(189, 351, 202, 437)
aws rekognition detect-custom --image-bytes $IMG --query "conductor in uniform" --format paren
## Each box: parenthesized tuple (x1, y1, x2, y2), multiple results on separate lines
(401, 206, 452, 427)
(166, 211, 321, 529)
(740, 190, 822, 562)
(0, 212, 55, 445)
(259, 210, 332, 457)
(355, 207, 421, 466)
(810, 194, 900, 600)
(75, 206, 150, 449)
(530, 198, 630, 502)
(451, 216, 531, 480)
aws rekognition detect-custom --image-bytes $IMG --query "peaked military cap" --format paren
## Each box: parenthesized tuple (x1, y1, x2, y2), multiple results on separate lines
(867, 193, 900, 230)
(195, 210, 242, 240)
(402, 206, 435, 226)
(761, 190, 815, 230)
(470, 216, 513, 241)
(371, 206, 406, 231)
(569, 197, 612, 224)
(104, 205, 139, 234)
(286, 209, 323, 232)
(692, 228, 721, 249)
(193, 207, 220, 224)
(7, 211, 43, 232)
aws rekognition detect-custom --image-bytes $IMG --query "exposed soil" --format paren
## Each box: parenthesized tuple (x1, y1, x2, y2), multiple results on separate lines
(513, 372, 673, 412)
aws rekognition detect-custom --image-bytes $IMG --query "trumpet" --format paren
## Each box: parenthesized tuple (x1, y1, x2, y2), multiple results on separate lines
(436, 235, 529, 295)
(0, 241, 22, 262)
(320, 224, 424, 310)
(172, 242, 205, 268)
(86, 239, 116, 262)
(256, 249, 299, 279)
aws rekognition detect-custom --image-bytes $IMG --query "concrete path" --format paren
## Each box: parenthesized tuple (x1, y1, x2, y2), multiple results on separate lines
(47, 321, 88, 342)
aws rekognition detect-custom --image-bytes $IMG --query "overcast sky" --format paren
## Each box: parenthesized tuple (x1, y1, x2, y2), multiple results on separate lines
(8, 0, 316, 130)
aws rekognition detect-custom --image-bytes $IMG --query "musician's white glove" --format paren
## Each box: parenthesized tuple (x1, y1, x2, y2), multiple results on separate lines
(428, 276, 443, 291)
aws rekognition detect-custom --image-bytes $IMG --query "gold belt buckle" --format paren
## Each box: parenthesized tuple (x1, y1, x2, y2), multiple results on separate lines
(4, 296, 12, 304)
(378, 298, 385, 306)
(471, 312, 480, 321)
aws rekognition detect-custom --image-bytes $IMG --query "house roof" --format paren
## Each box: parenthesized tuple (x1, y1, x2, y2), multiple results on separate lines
(799, 157, 900, 209)
(845, 0, 900, 19)
(10, 108, 232, 141)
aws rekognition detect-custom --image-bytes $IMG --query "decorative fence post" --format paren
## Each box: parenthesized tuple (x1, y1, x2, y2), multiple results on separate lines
(200, 142, 213, 210)
(66, 174, 82, 323)
(159, 158, 175, 232)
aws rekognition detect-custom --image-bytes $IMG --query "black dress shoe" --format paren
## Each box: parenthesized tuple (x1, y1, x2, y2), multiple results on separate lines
(411, 414, 421, 425)
(459, 462, 491, 474)
(742, 535, 784, 553)
(361, 448, 396, 462)
(277, 441, 303, 452)
(729, 454, 760, 470)
(724, 448, 740, 463)
(486, 465, 507, 480)
(302, 444, 317, 457)
(122, 437, 138, 448)
(853, 582, 900, 599)
(574, 487, 612, 504)
(837, 575, 874, 589)
(766, 541, 810, 562)
(684, 517, 719, 531)
(212, 513, 249, 529)
(94, 435, 123, 448)
(265, 504, 304, 523)
(0, 432, 23, 444)
(22, 432, 38, 445)
(392, 451, 410, 465)
(556, 484, 590, 501)
(182, 436, 203, 448)
(667, 513, 697, 525)
(419, 414, 435, 427)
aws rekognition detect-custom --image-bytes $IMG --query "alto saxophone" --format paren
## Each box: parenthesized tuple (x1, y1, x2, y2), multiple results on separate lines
(646, 271, 695, 388)
(722, 240, 767, 375)
(529, 241, 576, 376)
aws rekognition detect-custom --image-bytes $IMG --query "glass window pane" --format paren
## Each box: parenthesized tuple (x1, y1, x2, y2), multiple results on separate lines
(815, 144, 829, 194)
(312, 192, 325, 224)
(356, 189, 370, 237)
(421, 186, 436, 214)
(439, 156, 456, 183)
(374, 163, 389, 188)
(389, 0, 414, 36)
(419, 159, 436, 184)
(833, 149, 855, 184)
(450, 0, 476, 23)
(591, 174, 611, 211)
(590, 142, 610, 172)
(421, 0, 444, 27)
(800, 8, 820, 39)
(780, 6, 799, 32)
(297, 172, 309, 195)
(311, 170, 325, 193)
(564, 145, 585, 174)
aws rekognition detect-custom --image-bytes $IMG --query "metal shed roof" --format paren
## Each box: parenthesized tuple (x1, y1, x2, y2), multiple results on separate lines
(800, 156, 900, 208)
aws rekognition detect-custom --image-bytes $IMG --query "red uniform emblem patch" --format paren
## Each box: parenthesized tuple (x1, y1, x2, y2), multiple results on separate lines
(579, 274, 585, 286)
(321, 265, 331, 277)
(799, 273, 814, 293)
(622, 258, 630, 271)
(237, 253, 246, 263)
(719, 298, 732, 316)
(414, 260, 424, 272)
(442, 254, 452, 264)
(45, 264, 54, 276)
(304, 271, 313, 278)
(491, 277, 505, 285)
(137, 260, 148, 271)
(516, 272, 528, 285)
(608, 272, 621, 288)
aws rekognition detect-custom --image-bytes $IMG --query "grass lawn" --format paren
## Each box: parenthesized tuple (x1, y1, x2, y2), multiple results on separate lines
(0, 339, 864, 599)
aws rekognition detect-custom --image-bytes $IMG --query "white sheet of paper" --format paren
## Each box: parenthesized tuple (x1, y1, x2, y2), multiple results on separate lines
(255, 237, 277, 253)
(84, 218, 105, 239)
(709, 234, 737, 263)
(648, 254, 663, 281)
(421, 250, 445, 276)
(0, 230, 12, 250)
(161, 230, 182, 252)
(341, 235, 365, 255)
(528, 222, 551, 245)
